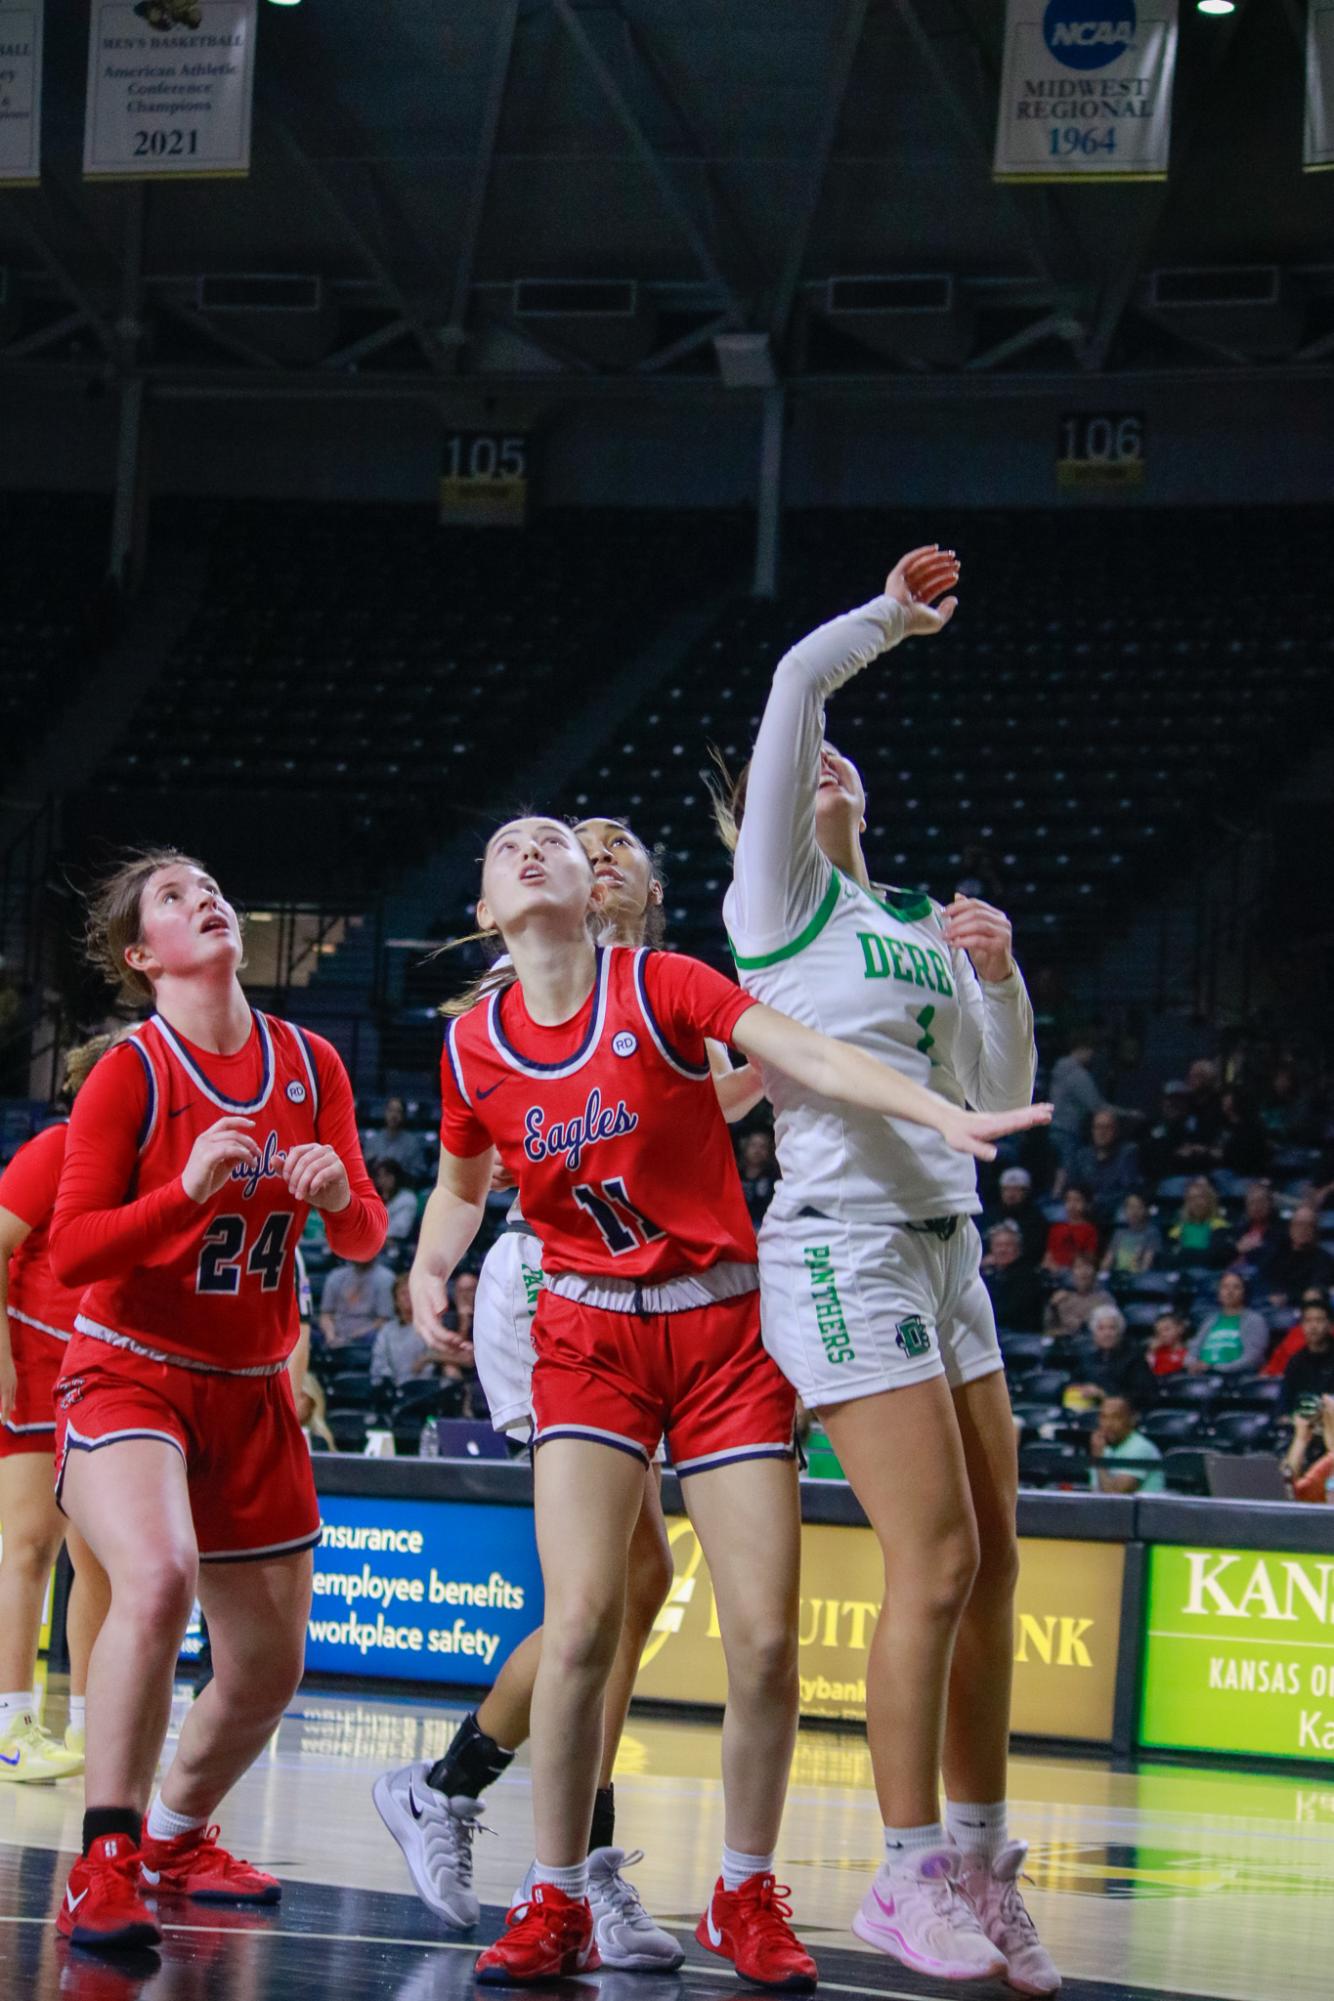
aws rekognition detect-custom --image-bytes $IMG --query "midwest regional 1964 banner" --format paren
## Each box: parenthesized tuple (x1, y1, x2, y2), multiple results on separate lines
(994, 1, 1179, 182)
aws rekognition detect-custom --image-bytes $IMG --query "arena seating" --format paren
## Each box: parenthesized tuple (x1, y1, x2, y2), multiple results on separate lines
(0, 492, 114, 764)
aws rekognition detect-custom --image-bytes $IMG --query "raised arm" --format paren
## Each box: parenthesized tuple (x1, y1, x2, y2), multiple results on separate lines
(731, 1002, 1051, 1163)
(728, 546, 959, 946)
(409, 1144, 493, 1358)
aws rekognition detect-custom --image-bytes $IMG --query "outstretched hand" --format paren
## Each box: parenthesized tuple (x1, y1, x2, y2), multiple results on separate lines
(937, 1100, 1054, 1163)
(885, 545, 960, 638)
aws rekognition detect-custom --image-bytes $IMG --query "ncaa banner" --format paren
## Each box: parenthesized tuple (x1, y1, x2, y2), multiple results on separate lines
(0, 0, 43, 186)
(1306, 3, 1334, 170)
(83, 0, 257, 181)
(994, 1, 1179, 182)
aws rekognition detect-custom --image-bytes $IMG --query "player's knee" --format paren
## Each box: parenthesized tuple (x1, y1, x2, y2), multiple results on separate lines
(971, 1523, 1020, 1607)
(0, 1528, 61, 1586)
(728, 1614, 798, 1697)
(624, 1538, 673, 1636)
(544, 1594, 623, 1682)
(123, 1546, 198, 1636)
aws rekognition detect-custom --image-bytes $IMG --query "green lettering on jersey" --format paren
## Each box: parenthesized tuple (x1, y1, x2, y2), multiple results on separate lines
(925, 948, 954, 998)
(903, 942, 934, 990)
(885, 937, 912, 981)
(911, 1004, 937, 1061)
(858, 932, 893, 980)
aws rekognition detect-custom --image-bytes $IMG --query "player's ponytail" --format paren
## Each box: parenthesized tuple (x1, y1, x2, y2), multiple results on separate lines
(437, 937, 519, 1019)
(61, 1031, 122, 1100)
(704, 745, 750, 855)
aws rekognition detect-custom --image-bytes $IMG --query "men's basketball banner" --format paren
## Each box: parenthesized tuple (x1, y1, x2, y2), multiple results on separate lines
(1306, 2, 1334, 171)
(993, 2, 1179, 182)
(83, 0, 257, 181)
(0, 0, 43, 186)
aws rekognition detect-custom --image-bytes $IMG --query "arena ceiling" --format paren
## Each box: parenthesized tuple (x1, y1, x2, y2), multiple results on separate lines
(1, 0, 1330, 395)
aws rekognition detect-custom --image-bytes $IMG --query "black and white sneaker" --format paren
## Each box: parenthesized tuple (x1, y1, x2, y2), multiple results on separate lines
(372, 1762, 486, 1928)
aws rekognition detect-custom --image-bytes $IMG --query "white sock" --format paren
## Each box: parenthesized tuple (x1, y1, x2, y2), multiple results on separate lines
(945, 1800, 1007, 1863)
(883, 1821, 948, 1863)
(68, 1697, 87, 1731)
(0, 1692, 33, 1731)
(146, 1795, 208, 1844)
(531, 1858, 588, 1899)
(722, 1844, 775, 1892)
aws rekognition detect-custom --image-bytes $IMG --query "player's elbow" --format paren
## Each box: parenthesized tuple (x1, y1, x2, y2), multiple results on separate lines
(47, 1222, 91, 1288)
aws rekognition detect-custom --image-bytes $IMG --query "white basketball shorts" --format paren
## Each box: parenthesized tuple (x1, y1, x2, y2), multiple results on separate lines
(472, 1230, 544, 1436)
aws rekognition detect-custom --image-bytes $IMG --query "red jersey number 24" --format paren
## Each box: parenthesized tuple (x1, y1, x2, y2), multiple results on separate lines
(196, 1213, 295, 1295)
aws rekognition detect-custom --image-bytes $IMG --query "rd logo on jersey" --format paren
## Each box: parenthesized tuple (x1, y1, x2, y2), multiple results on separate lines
(895, 1315, 932, 1359)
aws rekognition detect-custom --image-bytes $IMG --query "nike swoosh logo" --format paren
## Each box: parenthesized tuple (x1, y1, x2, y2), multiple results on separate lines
(476, 1080, 504, 1100)
(0, 1751, 19, 1766)
(141, 1867, 161, 1884)
(67, 1886, 89, 1911)
(168, 1103, 195, 1119)
(872, 1889, 896, 1919)
(705, 1908, 723, 1948)
(408, 1786, 423, 1822)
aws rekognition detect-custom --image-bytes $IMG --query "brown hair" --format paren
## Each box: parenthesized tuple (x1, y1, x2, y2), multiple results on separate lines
(704, 746, 750, 855)
(61, 1031, 120, 1100)
(84, 849, 211, 1002)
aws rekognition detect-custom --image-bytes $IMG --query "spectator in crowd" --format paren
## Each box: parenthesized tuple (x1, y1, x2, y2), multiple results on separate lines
(374, 1158, 420, 1241)
(737, 1129, 779, 1221)
(1263, 1288, 1331, 1379)
(1044, 1185, 1099, 1271)
(1069, 1306, 1159, 1412)
(984, 1164, 1048, 1266)
(1089, 1394, 1165, 1493)
(1214, 1088, 1270, 1176)
(1183, 1058, 1224, 1154)
(1147, 1309, 1189, 1378)
(294, 1371, 338, 1453)
(1187, 1270, 1269, 1376)
(319, 1252, 397, 1351)
(1100, 1191, 1163, 1277)
(1284, 1394, 1334, 1504)
(1048, 1034, 1105, 1172)
(981, 1221, 1046, 1332)
(1233, 1181, 1283, 1267)
(1064, 1108, 1142, 1232)
(1280, 1296, 1334, 1414)
(371, 1274, 442, 1392)
(1141, 1081, 1197, 1184)
(1260, 1064, 1311, 1142)
(363, 1095, 429, 1185)
(1260, 1206, 1334, 1307)
(1165, 1177, 1234, 1271)
(1045, 1253, 1114, 1340)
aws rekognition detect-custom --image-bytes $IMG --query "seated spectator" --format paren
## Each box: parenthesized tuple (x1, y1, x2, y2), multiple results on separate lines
(1147, 1309, 1189, 1378)
(319, 1252, 397, 1351)
(1263, 1288, 1332, 1379)
(984, 1164, 1048, 1267)
(1044, 1186, 1099, 1272)
(1089, 1393, 1165, 1494)
(295, 1372, 337, 1453)
(1183, 1057, 1224, 1153)
(1187, 1270, 1270, 1376)
(738, 1130, 778, 1221)
(374, 1158, 420, 1241)
(1259, 1206, 1334, 1307)
(1069, 1305, 1159, 1411)
(1100, 1191, 1163, 1277)
(1065, 1109, 1141, 1233)
(981, 1222, 1046, 1332)
(1045, 1253, 1114, 1339)
(364, 1095, 429, 1185)
(1141, 1081, 1198, 1184)
(1233, 1181, 1283, 1267)
(1165, 1177, 1234, 1271)
(1049, 1035, 1105, 1172)
(1284, 1394, 1334, 1503)
(1214, 1089, 1270, 1176)
(1280, 1296, 1334, 1414)
(372, 1274, 444, 1391)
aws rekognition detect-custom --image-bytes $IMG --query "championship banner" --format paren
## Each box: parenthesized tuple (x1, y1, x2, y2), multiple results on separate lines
(994, 2, 1179, 182)
(83, 0, 257, 182)
(636, 1523, 1126, 1744)
(0, 0, 43, 187)
(1305, 2, 1334, 171)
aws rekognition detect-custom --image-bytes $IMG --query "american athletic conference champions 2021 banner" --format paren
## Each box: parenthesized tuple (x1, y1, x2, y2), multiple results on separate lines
(83, 0, 257, 181)
(994, 1, 1180, 182)
(0, 0, 43, 186)
(1306, 2, 1334, 170)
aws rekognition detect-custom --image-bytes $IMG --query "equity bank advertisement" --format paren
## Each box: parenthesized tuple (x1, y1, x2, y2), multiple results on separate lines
(635, 1522, 1125, 1745)
(1141, 1545, 1334, 1763)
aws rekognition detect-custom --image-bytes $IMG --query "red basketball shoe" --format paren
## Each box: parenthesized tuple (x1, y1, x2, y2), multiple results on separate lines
(139, 1822, 281, 1903)
(696, 1872, 818, 1990)
(475, 1882, 600, 1984)
(56, 1837, 161, 1950)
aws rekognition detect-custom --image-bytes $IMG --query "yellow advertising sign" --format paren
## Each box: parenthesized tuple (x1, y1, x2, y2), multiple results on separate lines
(636, 1522, 1124, 1745)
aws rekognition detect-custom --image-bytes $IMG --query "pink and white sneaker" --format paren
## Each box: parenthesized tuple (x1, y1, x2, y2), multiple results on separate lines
(959, 1841, 1061, 1995)
(851, 1847, 1007, 1982)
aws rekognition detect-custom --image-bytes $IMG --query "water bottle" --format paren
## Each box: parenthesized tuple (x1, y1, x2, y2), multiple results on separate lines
(419, 1418, 440, 1460)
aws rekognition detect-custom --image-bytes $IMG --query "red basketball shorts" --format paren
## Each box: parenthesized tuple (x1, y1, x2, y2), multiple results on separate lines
(0, 1320, 62, 1459)
(530, 1286, 796, 1476)
(53, 1335, 320, 1562)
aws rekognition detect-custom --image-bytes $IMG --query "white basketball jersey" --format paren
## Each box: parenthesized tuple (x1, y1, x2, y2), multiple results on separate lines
(724, 865, 1031, 1222)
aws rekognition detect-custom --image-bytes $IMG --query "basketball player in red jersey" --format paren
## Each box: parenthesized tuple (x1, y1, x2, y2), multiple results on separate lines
(411, 817, 1050, 1986)
(46, 852, 386, 1951)
(0, 1038, 114, 1783)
